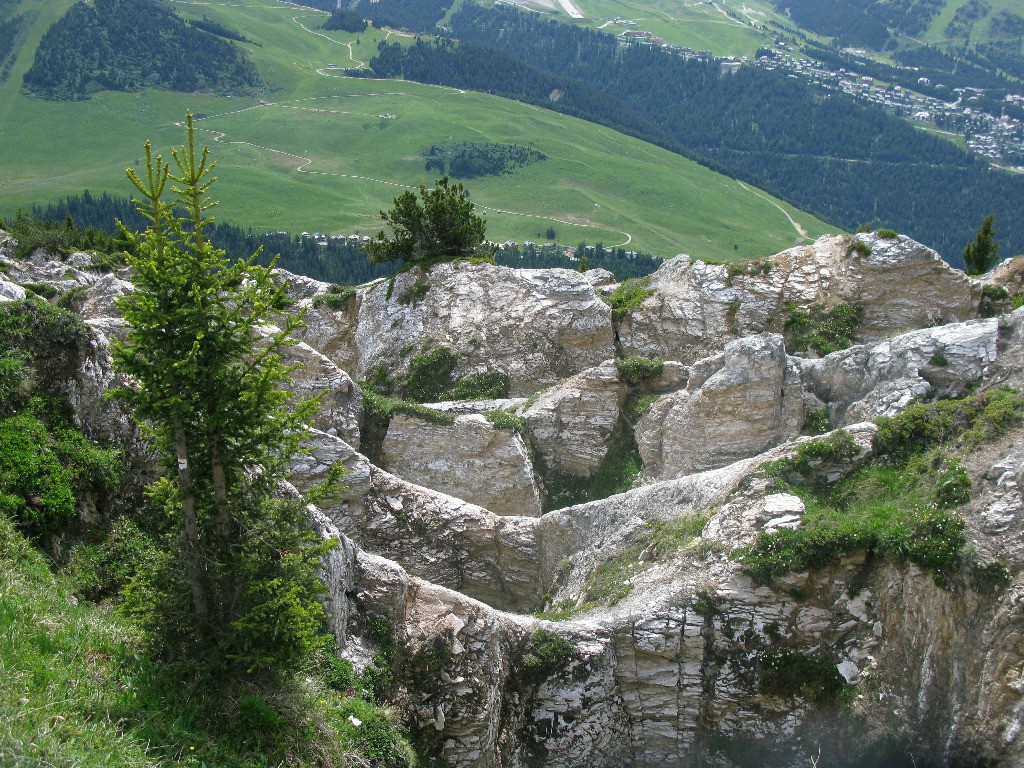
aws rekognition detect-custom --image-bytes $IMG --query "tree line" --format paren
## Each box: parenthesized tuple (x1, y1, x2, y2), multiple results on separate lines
(17, 190, 661, 282)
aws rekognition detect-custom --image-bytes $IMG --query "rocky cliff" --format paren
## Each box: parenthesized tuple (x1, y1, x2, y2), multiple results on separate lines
(9, 227, 1024, 767)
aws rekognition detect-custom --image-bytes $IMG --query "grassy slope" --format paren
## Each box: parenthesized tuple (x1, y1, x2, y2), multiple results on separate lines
(919, 0, 1024, 50)
(0, 0, 835, 262)
(504, 0, 784, 58)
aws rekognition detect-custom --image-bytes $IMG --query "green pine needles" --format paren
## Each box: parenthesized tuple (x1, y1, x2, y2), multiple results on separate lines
(113, 114, 340, 675)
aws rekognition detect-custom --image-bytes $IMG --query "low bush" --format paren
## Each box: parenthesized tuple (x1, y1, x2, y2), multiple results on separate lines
(603, 277, 654, 319)
(520, 629, 579, 684)
(875, 228, 900, 239)
(784, 302, 861, 356)
(616, 355, 664, 384)
(846, 238, 872, 257)
(311, 284, 355, 312)
(874, 387, 1024, 459)
(758, 648, 846, 703)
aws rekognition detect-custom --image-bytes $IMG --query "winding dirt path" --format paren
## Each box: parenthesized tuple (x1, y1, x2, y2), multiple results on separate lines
(736, 180, 810, 241)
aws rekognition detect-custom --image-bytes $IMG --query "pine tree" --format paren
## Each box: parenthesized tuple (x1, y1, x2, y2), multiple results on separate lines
(113, 114, 338, 673)
(963, 214, 1000, 275)
(366, 175, 493, 266)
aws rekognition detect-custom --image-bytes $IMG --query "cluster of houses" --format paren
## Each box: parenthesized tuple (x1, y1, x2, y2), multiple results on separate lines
(298, 232, 372, 247)
(602, 14, 1023, 169)
(752, 46, 1024, 168)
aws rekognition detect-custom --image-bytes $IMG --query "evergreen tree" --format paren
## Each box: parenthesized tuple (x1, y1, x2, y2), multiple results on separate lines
(963, 214, 1000, 276)
(366, 175, 493, 266)
(113, 114, 339, 674)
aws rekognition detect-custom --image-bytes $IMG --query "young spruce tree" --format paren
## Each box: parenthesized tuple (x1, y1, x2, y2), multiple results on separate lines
(113, 114, 337, 674)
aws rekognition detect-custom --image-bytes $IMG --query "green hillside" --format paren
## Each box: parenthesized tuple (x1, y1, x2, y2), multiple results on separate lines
(0, 0, 835, 263)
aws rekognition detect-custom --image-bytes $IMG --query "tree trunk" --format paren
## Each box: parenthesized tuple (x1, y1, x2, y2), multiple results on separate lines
(175, 418, 209, 624)
(210, 433, 235, 625)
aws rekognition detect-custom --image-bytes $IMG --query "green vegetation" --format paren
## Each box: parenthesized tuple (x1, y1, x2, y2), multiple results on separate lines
(846, 238, 872, 258)
(485, 408, 526, 434)
(544, 421, 642, 511)
(367, 176, 494, 267)
(323, 8, 368, 33)
(741, 389, 1024, 587)
(397, 279, 430, 305)
(616, 355, 664, 385)
(0, 0, 834, 262)
(963, 214, 1000, 276)
(519, 629, 579, 684)
(758, 648, 846, 703)
(726, 258, 772, 284)
(423, 141, 546, 179)
(783, 302, 861, 356)
(23, 0, 260, 100)
(0, 514, 415, 768)
(112, 117, 339, 674)
(874, 387, 1024, 459)
(0, 411, 123, 539)
(6, 208, 126, 261)
(0, 121, 414, 768)
(311, 284, 356, 312)
(875, 228, 900, 239)
(759, 429, 861, 484)
(603, 277, 654, 320)
(803, 406, 829, 435)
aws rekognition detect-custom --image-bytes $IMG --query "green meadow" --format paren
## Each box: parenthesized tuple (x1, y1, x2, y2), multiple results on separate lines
(0, 0, 837, 262)
(566, 0, 779, 58)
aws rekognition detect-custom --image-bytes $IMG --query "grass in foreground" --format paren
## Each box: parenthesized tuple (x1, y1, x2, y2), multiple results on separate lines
(0, 513, 415, 768)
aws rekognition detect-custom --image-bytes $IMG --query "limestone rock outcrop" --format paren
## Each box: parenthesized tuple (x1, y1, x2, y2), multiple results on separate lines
(522, 360, 627, 478)
(381, 414, 543, 517)
(636, 334, 804, 481)
(798, 317, 999, 427)
(621, 233, 977, 364)
(10, 231, 1024, 768)
(278, 335, 363, 447)
(349, 262, 615, 395)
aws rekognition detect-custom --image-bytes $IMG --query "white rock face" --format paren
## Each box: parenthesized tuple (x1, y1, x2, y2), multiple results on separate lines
(331, 465, 546, 613)
(0, 279, 26, 302)
(799, 318, 999, 426)
(636, 334, 804, 481)
(522, 360, 627, 478)
(382, 414, 543, 517)
(352, 262, 615, 395)
(621, 233, 976, 364)
(278, 335, 363, 447)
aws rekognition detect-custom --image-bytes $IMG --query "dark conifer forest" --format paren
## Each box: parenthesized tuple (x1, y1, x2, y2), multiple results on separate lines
(22, 0, 261, 100)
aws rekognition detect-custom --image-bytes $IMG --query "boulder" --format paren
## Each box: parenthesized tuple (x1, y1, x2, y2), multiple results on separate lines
(636, 334, 804, 481)
(352, 261, 615, 395)
(522, 360, 627, 478)
(381, 413, 543, 517)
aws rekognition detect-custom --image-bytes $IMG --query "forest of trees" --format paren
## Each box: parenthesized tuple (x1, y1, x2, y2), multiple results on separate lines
(361, 2, 1024, 263)
(323, 9, 367, 33)
(0, 9, 28, 85)
(423, 142, 546, 178)
(21, 191, 661, 283)
(22, 0, 260, 99)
